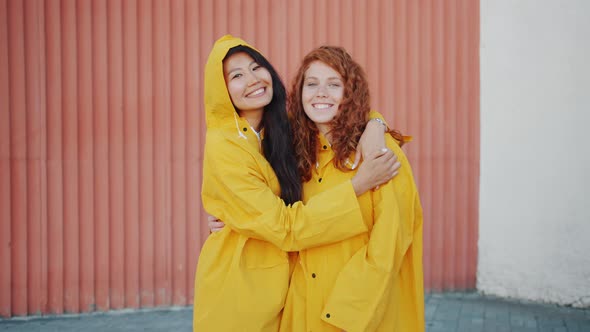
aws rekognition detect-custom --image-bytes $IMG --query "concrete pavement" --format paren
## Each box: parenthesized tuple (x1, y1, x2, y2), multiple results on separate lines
(1, 292, 589, 331)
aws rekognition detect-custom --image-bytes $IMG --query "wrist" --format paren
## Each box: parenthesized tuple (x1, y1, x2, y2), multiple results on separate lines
(369, 118, 388, 132)
(351, 177, 366, 196)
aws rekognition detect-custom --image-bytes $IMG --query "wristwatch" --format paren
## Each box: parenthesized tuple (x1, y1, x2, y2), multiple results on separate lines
(370, 118, 388, 131)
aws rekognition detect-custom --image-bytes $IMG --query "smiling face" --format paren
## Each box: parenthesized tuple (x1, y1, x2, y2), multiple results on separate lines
(223, 52, 273, 116)
(301, 61, 344, 136)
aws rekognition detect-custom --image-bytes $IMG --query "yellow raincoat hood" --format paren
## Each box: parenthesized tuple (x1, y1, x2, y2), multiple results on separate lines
(204, 35, 260, 131)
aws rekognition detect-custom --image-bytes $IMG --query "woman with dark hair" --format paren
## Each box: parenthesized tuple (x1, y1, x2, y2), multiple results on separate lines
(280, 46, 425, 331)
(193, 35, 398, 331)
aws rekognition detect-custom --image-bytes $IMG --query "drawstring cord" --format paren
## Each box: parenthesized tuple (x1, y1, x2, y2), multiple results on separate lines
(234, 112, 262, 151)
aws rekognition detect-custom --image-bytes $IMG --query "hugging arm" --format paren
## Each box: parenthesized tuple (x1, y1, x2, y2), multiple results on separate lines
(202, 133, 396, 251)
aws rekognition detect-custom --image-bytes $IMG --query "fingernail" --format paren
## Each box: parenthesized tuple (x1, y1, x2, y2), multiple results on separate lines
(381, 148, 388, 152)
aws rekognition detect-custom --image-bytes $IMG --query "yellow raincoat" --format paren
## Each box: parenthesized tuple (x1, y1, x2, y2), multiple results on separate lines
(280, 133, 425, 332)
(194, 35, 376, 332)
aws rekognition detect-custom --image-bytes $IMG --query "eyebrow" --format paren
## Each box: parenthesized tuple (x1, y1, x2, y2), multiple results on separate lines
(226, 61, 258, 76)
(305, 76, 342, 81)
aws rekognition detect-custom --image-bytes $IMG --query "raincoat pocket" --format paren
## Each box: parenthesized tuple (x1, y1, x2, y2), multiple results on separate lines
(232, 236, 290, 329)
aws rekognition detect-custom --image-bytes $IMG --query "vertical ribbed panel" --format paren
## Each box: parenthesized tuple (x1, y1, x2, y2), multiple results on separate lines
(0, 0, 11, 317)
(121, 0, 139, 309)
(77, 0, 93, 313)
(0, 0, 479, 317)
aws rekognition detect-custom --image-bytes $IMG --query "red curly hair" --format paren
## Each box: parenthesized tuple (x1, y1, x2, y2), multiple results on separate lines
(290, 46, 403, 182)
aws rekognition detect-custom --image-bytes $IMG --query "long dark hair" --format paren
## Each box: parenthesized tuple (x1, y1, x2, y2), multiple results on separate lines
(224, 46, 302, 204)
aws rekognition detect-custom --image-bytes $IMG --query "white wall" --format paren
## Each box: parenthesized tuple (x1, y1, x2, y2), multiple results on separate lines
(479, 0, 590, 307)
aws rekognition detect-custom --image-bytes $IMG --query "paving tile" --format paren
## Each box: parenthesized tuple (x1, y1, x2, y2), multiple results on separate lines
(510, 327, 538, 332)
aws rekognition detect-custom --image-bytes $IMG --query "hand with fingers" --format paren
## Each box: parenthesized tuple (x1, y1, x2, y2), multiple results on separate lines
(351, 147, 400, 196)
(207, 214, 225, 233)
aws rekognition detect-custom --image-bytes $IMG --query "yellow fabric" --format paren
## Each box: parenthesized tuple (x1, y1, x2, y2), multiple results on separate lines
(280, 133, 425, 332)
(193, 35, 371, 332)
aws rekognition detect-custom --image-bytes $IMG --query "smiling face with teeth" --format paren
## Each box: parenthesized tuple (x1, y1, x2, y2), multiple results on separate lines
(223, 52, 274, 121)
(301, 60, 344, 138)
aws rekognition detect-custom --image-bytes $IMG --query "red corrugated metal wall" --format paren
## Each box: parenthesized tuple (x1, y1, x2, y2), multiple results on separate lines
(0, 0, 479, 317)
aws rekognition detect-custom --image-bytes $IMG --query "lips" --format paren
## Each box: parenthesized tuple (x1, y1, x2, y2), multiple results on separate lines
(246, 87, 266, 98)
(312, 103, 334, 109)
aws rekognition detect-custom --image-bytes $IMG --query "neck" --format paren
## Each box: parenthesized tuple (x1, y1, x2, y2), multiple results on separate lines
(317, 124, 332, 144)
(239, 109, 264, 132)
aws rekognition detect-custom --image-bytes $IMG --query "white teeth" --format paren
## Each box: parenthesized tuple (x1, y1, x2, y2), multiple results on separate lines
(247, 88, 265, 97)
(313, 103, 332, 109)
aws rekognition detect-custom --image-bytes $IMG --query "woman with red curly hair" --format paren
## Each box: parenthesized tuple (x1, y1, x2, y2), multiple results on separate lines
(280, 46, 425, 332)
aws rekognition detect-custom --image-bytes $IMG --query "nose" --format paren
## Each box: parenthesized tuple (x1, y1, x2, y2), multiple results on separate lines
(316, 85, 328, 97)
(247, 70, 260, 86)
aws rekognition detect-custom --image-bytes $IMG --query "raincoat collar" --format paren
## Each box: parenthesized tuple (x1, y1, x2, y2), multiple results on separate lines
(315, 133, 355, 172)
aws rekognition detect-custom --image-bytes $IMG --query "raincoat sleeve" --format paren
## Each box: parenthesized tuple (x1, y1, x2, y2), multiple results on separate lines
(202, 132, 368, 252)
(320, 139, 419, 332)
